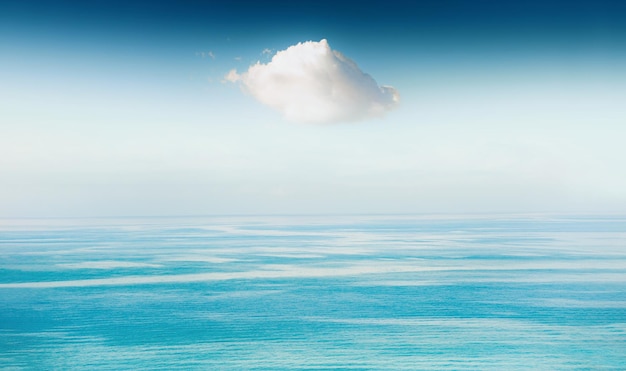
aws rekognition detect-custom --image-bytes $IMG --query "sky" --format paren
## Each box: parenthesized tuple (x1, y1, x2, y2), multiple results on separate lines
(1, 0, 625, 217)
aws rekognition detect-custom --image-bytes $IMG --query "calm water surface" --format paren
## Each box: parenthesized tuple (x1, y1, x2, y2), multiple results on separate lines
(1, 215, 625, 369)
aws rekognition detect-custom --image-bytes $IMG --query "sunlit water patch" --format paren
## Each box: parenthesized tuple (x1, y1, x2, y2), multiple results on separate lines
(1, 215, 625, 369)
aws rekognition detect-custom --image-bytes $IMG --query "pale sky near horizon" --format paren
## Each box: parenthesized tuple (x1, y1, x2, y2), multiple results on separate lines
(1, 0, 625, 217)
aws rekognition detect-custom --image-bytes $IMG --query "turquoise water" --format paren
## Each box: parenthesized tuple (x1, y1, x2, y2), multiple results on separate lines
(1, 215, 625, 369)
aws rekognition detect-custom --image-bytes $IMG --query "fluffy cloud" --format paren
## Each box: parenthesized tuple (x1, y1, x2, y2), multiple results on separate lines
(225, 39, 399, 124)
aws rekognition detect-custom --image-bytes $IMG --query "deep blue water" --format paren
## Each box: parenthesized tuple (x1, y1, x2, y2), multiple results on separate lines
(1, 215, 625, 369)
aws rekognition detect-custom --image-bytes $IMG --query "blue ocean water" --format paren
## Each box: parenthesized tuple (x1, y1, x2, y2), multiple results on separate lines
(1, 215, 625, 370)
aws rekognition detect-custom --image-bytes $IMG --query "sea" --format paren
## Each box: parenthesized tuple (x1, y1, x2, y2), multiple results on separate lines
(1, 215, 625, 370)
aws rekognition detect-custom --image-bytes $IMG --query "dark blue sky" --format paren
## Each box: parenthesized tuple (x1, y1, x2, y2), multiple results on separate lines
(3, 1, 625, 52)
(3, 0, 624, 87)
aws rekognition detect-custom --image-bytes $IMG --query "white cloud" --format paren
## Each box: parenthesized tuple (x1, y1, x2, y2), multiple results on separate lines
(196, 51, 215, 60)
(225, 39, 399, 124)
(223, 69, 240, 83)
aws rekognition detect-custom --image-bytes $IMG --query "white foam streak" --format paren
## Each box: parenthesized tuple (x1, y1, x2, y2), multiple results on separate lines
(4, 259, 626, 288)
(0, 263, 437, 288)
(57, 261, 161, 269)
